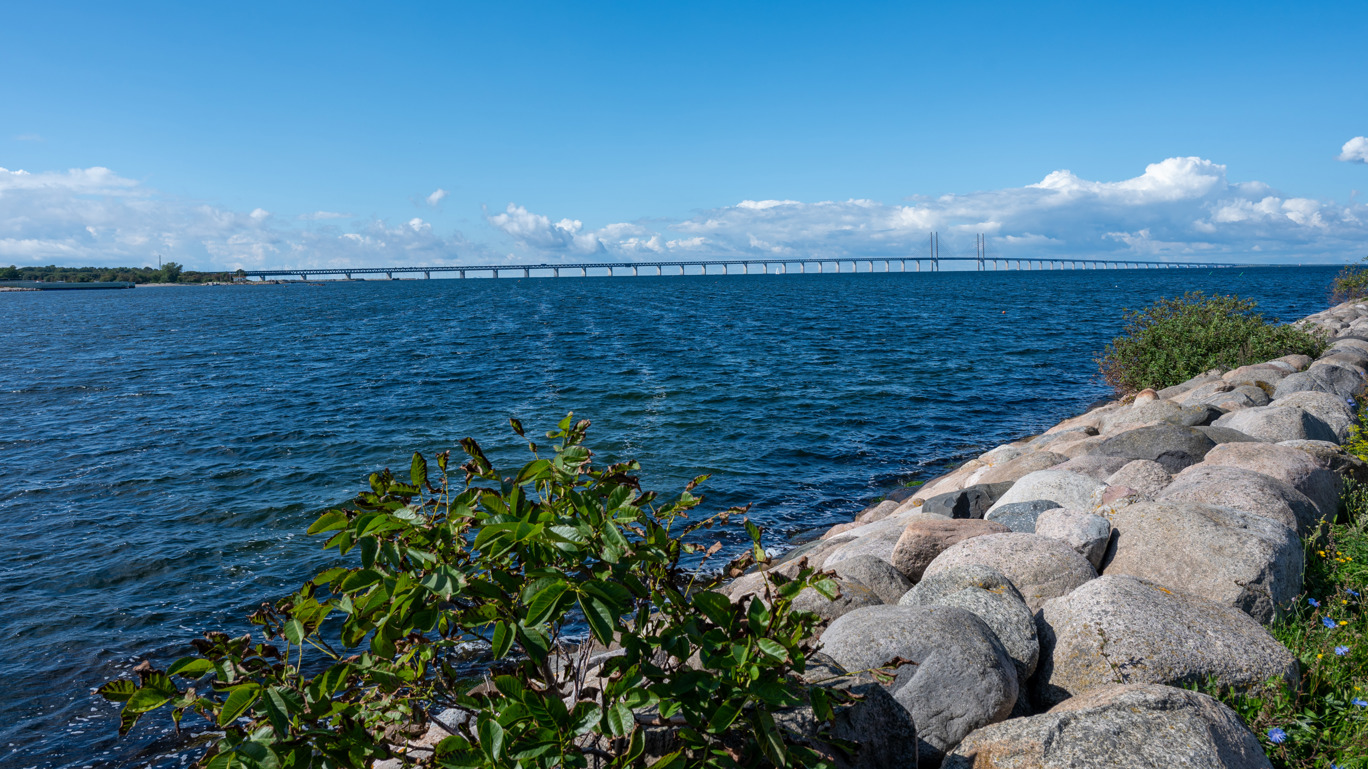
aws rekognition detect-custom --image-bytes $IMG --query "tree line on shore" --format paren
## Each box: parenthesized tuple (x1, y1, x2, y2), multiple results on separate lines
(0, 263, 243, 284)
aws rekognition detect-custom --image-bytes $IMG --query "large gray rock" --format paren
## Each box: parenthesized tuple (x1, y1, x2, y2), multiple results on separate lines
(1104, 459, 1172, 498)
(1274, 364, 1365, 400)
(922, 533, 1097, 612)
(1280, 439, 1368, 484)
(824, 513, 928, 567)
(901, 585, 1040, 682)
(1156, 370, 1225, 400)
(974, 451, 1069, 485)
(1050, 454, 1133, 481)
(1101, 501, 1304, 623)
(1094, 424, 1217, 473)
(1157, 464, 1322, 535)
(1034, 575, 1299, 708)
(918, 482, 1014, 519)
(898, 563, 1025, 606)
(1202, 441, 1342, 522)
(889, 517, 1012, 581)
(943, 684, 1272, 769)
(830, 554, 913, 605)
(775, 655, 921, 769)
(1271, 390, 1356, 441)
(821, 605, 1018, 765)
(984, 500, 1057, 533)
(1224, 363, 1292, 389)
(1035, 508, 1111, 568)
(768, 533, 855, 571)
(1212, 405, 1339, 444)
(1099, 400, 1221, 433)
(1195, 425, 1261, 444)
(986, 470, 1107, 515)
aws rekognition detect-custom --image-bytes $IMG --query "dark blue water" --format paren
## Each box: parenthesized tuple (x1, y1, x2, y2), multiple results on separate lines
(0, 266, 1339, 767)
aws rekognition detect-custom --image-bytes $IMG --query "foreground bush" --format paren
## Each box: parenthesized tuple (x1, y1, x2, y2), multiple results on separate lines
(1334, 258, 1368, 304)
(100, 416, 856, 769)
(1096, 291, 1327, 395)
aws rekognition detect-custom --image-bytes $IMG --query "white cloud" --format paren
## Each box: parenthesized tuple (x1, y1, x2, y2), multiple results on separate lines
(491, 157, 1367, 264)
(485, 203, 606, 254)
(0, 165, 483, 269)
(2, 156, 1365, 271)
(15, 134, 43, 142)
(1340, 137, 1368, 164)
(426, 188, 449, 206)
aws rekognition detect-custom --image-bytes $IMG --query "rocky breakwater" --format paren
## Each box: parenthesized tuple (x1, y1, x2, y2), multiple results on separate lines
(735, 299, 1368, 767)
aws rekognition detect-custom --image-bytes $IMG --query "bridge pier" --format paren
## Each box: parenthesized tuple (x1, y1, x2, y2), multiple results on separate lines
(632, 266, 638, 276)
(523, 268, 530, 278)
(900, 259, 906, 271)
(386, 271, 394, 280)
(581, 267, 587, 277)
(657, 266, 662, 276)
(425, 271, 431, 279)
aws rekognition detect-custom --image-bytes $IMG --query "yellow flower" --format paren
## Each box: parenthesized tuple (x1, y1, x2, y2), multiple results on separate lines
(1341, 621, 1350, 626)
(1318, 653, 1324, 659)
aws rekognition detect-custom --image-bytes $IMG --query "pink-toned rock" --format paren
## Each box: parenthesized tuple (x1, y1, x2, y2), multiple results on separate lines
(822, 521, 862, 540)
(890, 518, 1012, 581)
(1133, 388, 1159, 403)
(856, 499, 900, 524)
(1102, 485, 1139, 505)
(972, 451, 1069, 485)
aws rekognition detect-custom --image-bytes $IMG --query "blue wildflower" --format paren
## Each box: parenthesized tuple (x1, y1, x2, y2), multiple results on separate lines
(1323, 617, 1338, 629)
(1350, 589, 1361, 598)
(1309, 598, 1321, 607)
(1337, 645, 1351, 656)
(1355, 698, 1368, 708)
(1267, 727, 1287, 743)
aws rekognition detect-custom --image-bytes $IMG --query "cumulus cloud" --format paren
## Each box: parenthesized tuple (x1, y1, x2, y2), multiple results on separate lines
(0, 165, 482, 269)
(492, 157, 1367, 264)
(1340, 137, 1368, 164)
(485, 203, 607, 254)
(3, 156, 1364, 270)
(426, 188, 449, 206)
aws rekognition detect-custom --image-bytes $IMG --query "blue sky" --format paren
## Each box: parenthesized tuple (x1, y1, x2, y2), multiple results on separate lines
(1, 1, 1365, 268)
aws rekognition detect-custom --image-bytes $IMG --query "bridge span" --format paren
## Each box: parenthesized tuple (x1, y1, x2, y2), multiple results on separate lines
(240, 255, 1239, 282)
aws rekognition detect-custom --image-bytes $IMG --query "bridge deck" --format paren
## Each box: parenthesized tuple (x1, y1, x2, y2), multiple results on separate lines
(240, 256, 1242, 280)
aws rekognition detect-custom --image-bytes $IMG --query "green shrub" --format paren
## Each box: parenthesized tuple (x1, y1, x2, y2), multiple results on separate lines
(1334, 257, 1368, 304)
(99, 415, 871, 769)
(1096, 291, 1328, 395)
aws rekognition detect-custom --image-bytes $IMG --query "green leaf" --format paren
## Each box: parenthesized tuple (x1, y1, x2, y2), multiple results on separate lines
(411, 452, 428, 488)
(756, 638, 789, 662)
(706, 699, 742, 733)
(690, 590, 734, 629)
(569, 702, 601, 736)
(579, 595, 615, 646)
(306, 511, 349, 535)
(167, 657, 215, 678)
(490, 621, 513, 659)
(810, 687, 835, 721)
(525, 581, 570, 626)
(218, 683, 261, 727)
(604, 702, 634, 737)
(339, 569, 383, 593)
(125, 687, 172, 714)
(477, 717, 505, 760)
(646, 751, 685, 769)
(755, 708, 787, 766)
(282, 619, 305, 645)
(97, 679, 137, 702)
(813, 578, 840, 600)
(513, 458, 552, 485)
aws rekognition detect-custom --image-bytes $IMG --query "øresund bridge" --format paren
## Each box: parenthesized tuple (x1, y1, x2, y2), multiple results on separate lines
(237, 234, 1241, 281)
